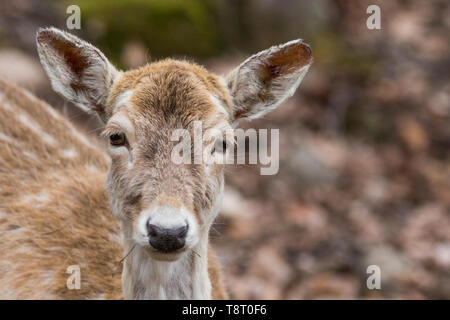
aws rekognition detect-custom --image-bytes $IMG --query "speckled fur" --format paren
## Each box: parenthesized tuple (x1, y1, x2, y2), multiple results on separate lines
(0, 79, 122, 299)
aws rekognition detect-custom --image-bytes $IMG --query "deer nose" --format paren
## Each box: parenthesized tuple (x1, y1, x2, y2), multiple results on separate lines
(147, 222, 188, 253)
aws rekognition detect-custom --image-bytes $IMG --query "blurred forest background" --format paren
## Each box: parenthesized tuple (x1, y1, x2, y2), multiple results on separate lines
(0, 0, 449, 299)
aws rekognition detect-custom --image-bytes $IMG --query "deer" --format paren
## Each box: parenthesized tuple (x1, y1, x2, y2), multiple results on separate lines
(0, 27, 312, 299)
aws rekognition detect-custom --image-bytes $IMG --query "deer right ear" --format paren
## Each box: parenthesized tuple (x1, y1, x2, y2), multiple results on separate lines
(36, 27, 119, 122)
(226, 39, 312, 123)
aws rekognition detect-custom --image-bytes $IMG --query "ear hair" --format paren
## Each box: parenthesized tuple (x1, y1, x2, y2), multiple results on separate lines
(37, 27, 119, 122)
(226, 39, 312, 122)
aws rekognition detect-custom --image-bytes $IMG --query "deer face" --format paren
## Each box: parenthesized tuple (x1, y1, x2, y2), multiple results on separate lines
(103, 62, 233, 260)
(37, 28, 312, 261)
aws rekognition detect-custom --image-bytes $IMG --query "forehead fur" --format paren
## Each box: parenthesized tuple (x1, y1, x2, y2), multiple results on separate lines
(106, 59, 232, 126)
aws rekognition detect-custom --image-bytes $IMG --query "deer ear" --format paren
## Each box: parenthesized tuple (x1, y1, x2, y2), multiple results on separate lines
(226, 39, 312, 122)
(36, 27, 119, 121)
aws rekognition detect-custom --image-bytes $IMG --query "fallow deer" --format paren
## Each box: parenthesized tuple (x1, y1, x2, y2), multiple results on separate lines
(0, 27, 312, 299)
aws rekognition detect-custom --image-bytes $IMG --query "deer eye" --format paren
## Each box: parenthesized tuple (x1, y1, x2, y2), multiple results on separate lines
(109, 132, 126, 146)
(211, 139, 228, 154)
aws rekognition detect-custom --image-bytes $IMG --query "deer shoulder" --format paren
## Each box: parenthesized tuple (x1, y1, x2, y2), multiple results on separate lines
(0, 79, 123, 299)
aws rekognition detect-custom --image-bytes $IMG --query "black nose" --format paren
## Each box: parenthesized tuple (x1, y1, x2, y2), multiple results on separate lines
(147, 223, 188, 253)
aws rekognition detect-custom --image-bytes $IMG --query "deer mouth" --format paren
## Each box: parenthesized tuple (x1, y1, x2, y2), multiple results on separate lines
(145, 246, 188, 261)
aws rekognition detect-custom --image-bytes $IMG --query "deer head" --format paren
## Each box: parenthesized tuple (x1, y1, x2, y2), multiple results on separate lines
(37, 27, 312, 298)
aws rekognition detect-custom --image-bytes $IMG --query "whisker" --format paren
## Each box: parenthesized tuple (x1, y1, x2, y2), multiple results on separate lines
(112, 244, 136, 278)
(192, 249, 202, 258)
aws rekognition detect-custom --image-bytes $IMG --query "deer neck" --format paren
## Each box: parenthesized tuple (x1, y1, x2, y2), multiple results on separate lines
(121, 231, 211, 300)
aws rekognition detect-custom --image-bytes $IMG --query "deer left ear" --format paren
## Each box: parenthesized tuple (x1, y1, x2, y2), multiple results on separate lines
(225, 39, 312, 122)
(36, 27, 119, 122)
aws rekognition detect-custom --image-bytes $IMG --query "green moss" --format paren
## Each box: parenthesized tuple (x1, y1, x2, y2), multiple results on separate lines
(69, 0, 222, 65)
(311, 29, 378, 77)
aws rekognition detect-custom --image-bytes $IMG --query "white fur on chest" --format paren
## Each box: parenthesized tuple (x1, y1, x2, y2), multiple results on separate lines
(123, 243, 211, 300)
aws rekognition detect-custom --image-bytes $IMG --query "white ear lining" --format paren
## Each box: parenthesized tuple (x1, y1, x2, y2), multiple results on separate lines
(226, 39, 312, 122)
(37, 27, 119, 118)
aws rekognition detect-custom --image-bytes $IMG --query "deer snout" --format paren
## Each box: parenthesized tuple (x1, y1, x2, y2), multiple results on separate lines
(147, 222, 188, 253)
(136, 204, 198, 255)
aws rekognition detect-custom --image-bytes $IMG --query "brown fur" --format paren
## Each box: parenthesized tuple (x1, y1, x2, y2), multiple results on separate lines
(0, 79, 122, 299)
(0, 79, 228, 299)
(1, 28, 311, 299)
